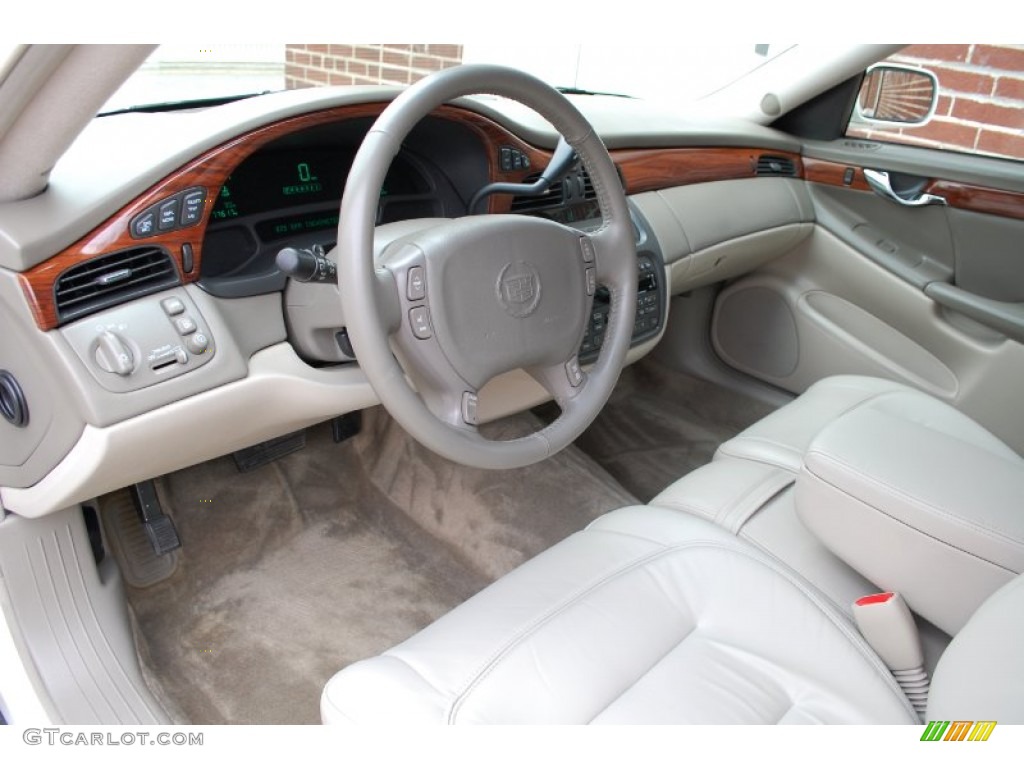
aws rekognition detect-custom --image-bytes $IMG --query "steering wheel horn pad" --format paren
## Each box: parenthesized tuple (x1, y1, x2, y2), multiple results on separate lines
(338, 64, 636, 469)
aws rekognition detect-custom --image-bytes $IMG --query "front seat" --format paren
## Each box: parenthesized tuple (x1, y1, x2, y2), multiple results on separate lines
(321, 376, 1024, 724)
(321, 506, 919, 724)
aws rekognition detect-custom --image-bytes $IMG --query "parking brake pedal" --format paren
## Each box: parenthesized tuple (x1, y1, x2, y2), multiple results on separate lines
(130, 480, 181, 556)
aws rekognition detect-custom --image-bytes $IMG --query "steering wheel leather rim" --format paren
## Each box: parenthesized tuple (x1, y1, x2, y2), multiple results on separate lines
(337, 64, 636, 469)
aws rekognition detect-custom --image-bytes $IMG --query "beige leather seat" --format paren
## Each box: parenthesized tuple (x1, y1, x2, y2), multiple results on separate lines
(322, 507, 919, 724)
(321, 376, 1024, 724)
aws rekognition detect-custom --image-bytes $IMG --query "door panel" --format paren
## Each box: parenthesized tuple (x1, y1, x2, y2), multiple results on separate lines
(711, 215, 1024, 455)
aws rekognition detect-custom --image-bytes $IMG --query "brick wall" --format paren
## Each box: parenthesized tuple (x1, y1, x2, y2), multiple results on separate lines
(285, 45, 463, 89)
(849, 44, 1024, 161)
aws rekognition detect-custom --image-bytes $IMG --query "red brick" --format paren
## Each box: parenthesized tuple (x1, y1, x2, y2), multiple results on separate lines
(380, 66, 410, 84)
(899, 44, 970, 63)
(977, 129, 1024, 161)
(411, 55, 436, 70)
(935, 94, 954, 116)
(328, 44, 353, 57)
(970, 45, 1024, 72)
(293, 51, 311, 66)
(381, 48, 410, 67)
(995, 76, 1024, 101)
(354, 45, 382, 62)
(347, 60, 368, 77)
(426, 44, 460, 60)
(902, 117, 980, 148)
(930, 65, 995, 98)
(307, 44, 328, 54)
(953, 97, 1023, 130)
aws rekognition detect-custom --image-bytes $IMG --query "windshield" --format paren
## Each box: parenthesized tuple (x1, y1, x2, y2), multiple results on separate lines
(101, 44, 793, 116)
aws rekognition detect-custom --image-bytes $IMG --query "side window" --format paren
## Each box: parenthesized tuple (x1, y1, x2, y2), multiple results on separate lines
(846, 44, 1024, 162)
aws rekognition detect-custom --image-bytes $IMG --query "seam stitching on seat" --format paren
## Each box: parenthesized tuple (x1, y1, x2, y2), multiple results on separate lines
(447, 534, 915, 723)
(802, 461, 1020, 574)
(806, 448, 1024, 549)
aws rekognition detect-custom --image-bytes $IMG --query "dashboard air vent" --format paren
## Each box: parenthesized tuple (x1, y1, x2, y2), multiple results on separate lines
(755, 155, 797, 177)
(509, 173, 565, 214)
(54, 246, 180, 323)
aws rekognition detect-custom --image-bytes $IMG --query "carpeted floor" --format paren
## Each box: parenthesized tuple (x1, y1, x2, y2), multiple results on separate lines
(112, 359, 773, 724)
(112, 410, 637, 724)
(556, 357, 776, 502)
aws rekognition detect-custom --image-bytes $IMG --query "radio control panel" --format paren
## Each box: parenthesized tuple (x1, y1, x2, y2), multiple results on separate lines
(578, 250, 664, 364)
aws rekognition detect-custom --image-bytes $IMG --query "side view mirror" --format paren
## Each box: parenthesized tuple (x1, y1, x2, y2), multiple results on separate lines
(853, 64, 938, 126)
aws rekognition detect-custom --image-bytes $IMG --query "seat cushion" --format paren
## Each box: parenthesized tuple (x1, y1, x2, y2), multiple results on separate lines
(321, 506, 917, 725)
(716, 375, 914, 472)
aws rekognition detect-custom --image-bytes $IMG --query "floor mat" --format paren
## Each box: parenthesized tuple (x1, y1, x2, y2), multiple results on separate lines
(118, 411, 637, 724)
(567, 358, 777, 502)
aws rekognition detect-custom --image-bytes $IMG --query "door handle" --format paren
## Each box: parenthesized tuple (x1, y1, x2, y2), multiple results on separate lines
(864, 169, 947, 207)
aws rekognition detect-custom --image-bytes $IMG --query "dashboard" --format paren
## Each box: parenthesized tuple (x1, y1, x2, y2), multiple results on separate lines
(200, 116, 480, 297)
(0, 88, 818, 517)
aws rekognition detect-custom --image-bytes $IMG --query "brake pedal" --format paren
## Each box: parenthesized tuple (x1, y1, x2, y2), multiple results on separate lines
(130, 480, 181, 556)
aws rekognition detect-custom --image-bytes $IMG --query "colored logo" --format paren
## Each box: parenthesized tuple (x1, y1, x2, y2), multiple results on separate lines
(921, 721, 997, 742)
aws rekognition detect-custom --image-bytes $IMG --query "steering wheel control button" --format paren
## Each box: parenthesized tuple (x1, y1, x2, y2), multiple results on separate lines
(497, 261, 542, 318)
(585, 267, 597, 296)
(579, 237, 596, 263)
(409, 307, 432, 340)
(131, 211, 156, 238)
(565, 358, 584, 387)
(461, 392, 479, 426)
(161, 297, 185, 316)
(158, 198, 181, 231)
(186, 332, 210, 355)
(407, 266, 426, 301)
(180, 188, 206, 226)
(173, 316, 197, 335)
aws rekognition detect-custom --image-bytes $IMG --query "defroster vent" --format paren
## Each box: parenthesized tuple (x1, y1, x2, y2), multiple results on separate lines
(54, 246, 180, 323)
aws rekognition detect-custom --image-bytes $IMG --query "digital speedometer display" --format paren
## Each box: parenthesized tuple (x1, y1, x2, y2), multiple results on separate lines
(210, 148, 429, 221)
(210, 149, 348, 221)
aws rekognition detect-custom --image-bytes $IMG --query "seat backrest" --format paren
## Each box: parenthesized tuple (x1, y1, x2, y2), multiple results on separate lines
(927, 572, 1024, 723)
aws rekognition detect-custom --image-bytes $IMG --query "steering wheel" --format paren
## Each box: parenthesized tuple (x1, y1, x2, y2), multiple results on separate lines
(337, 65, 636, 470)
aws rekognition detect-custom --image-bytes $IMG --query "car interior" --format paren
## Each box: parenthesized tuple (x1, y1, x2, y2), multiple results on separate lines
(0, 43, 1022, 726)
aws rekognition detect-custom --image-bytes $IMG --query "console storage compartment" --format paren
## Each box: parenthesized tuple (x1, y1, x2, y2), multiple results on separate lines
(795, 388, 1024, 636)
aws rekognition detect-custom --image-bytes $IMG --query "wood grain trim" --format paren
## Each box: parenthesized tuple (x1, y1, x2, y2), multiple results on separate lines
(611, 147, 803, 195)
(926, 179, 1024, 221)
(19, 103, 547, 331)
(804, 157, 1024, 220)
(802, 158, 871, 192)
